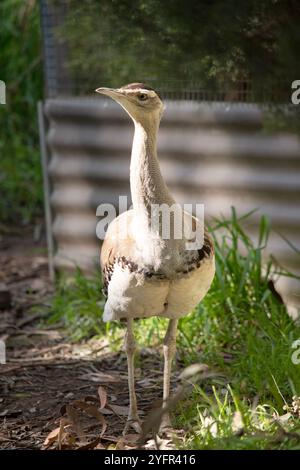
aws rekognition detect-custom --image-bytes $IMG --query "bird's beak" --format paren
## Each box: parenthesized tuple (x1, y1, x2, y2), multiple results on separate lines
(95, 87, 124, 101)
(95, 87, 134, 120)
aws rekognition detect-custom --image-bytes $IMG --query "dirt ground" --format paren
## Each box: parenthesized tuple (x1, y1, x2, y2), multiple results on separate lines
(0, 227, 181, 450)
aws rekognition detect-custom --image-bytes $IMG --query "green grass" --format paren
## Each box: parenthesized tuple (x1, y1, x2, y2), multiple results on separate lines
(49, 269, 107, 342)
(49, 210, 300, 449)
(176, 386, 300, 449)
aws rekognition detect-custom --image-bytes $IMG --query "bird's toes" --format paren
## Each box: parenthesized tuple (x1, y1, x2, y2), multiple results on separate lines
(123, 417, 142, 436)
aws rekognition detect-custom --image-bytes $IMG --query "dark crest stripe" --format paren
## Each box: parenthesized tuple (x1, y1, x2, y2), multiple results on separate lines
(122, 82, 162, 100)
(123, 82, 155, 91)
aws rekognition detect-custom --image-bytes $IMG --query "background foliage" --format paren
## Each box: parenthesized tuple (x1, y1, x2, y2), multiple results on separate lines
(57, 0, 300, 100)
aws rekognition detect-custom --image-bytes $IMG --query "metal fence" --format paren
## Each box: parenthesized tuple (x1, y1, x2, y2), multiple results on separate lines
(39, 0, 292, 103)
(38, 1, 300, 310)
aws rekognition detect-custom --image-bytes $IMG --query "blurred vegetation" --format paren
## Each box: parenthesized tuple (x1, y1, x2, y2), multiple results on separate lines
(56, 0, 300, 102)
(0, 0, 43, 224)
(49, 211, 300, 449)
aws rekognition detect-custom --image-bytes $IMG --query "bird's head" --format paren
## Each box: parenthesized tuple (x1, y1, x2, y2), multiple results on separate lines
(95, 83, 164, 126)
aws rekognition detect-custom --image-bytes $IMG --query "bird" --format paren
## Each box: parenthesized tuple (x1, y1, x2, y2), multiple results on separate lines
(95, 83, 215, 435)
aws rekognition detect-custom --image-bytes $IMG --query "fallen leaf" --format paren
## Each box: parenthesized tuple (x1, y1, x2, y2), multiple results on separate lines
(58, 417, 70, 450)
(115, 438, 126, 450)
(76, 437, 104, 450)
(66, 405, 85, 442)
(0, 409, 22, 417)
(79, 372, 121, 383)
(276, 412, 292, 425)
(100, 435, 119, 443)
(82, 395, 113, 414)
(95, 442, 106, 449)
(137, 378, 157, 387)
(98, 386, 107, 409)
(108, 404, 145, 417)
(179, 363, 210, 380)
(72, 400, 107, 436)
(24, 329, 62, 339)
(0, 365, 21, 374)
(98, 408, 113, 415)
(108, 404, 129, 417)
(144, 437, 174, 450)
(123, 434, 140, 445)
(115, 435, 140, 450)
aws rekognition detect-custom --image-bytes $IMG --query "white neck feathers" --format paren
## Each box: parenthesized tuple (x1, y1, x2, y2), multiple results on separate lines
(129, 119, 184, 270)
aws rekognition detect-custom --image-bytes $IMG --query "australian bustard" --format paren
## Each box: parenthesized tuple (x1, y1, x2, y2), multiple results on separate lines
(95, 83, 215, 434)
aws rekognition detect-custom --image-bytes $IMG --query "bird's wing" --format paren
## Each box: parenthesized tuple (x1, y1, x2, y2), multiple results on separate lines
(100, 209, 214, 296)
(100, 210, 171, 321)
(182, 212, 214, 264)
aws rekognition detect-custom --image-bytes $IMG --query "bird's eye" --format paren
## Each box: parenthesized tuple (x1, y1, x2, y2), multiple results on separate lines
(138, 93, 148, 101)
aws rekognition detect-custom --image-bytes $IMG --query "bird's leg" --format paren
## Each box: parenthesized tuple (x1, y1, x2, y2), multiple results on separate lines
(123, 318, 141, 435)
(160, 318, 178, 432)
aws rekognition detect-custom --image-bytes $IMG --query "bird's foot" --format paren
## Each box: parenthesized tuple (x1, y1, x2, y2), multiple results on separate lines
(123, 415, 142, 436)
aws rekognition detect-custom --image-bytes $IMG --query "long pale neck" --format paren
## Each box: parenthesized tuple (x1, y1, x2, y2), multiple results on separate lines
(130, 118, 184, 268)
(130, 119, 174, 219)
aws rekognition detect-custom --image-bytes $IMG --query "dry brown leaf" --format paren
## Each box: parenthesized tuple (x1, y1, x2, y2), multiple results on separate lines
(0, 409, 22, 417)
(108, 404, 129, 417)
(58, 417, 70, 450)
(0, 364, 22, 374)
(76, 437, 103, 450)
(179, 363, 225, 383)
(94, 442, 106, 449)
(138, 378, 156, 387)
(123, 434, 140, 446)
(145, 437, 174, 450)
(99, 435, 119, 443)
(63, 434, 77, 449)
(98, 386, 107, 410)
(108, 404, 145, 417)
(72, 400, 107, 436)
(98, 408, 113, 415)
(83, 395, 98, 403)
